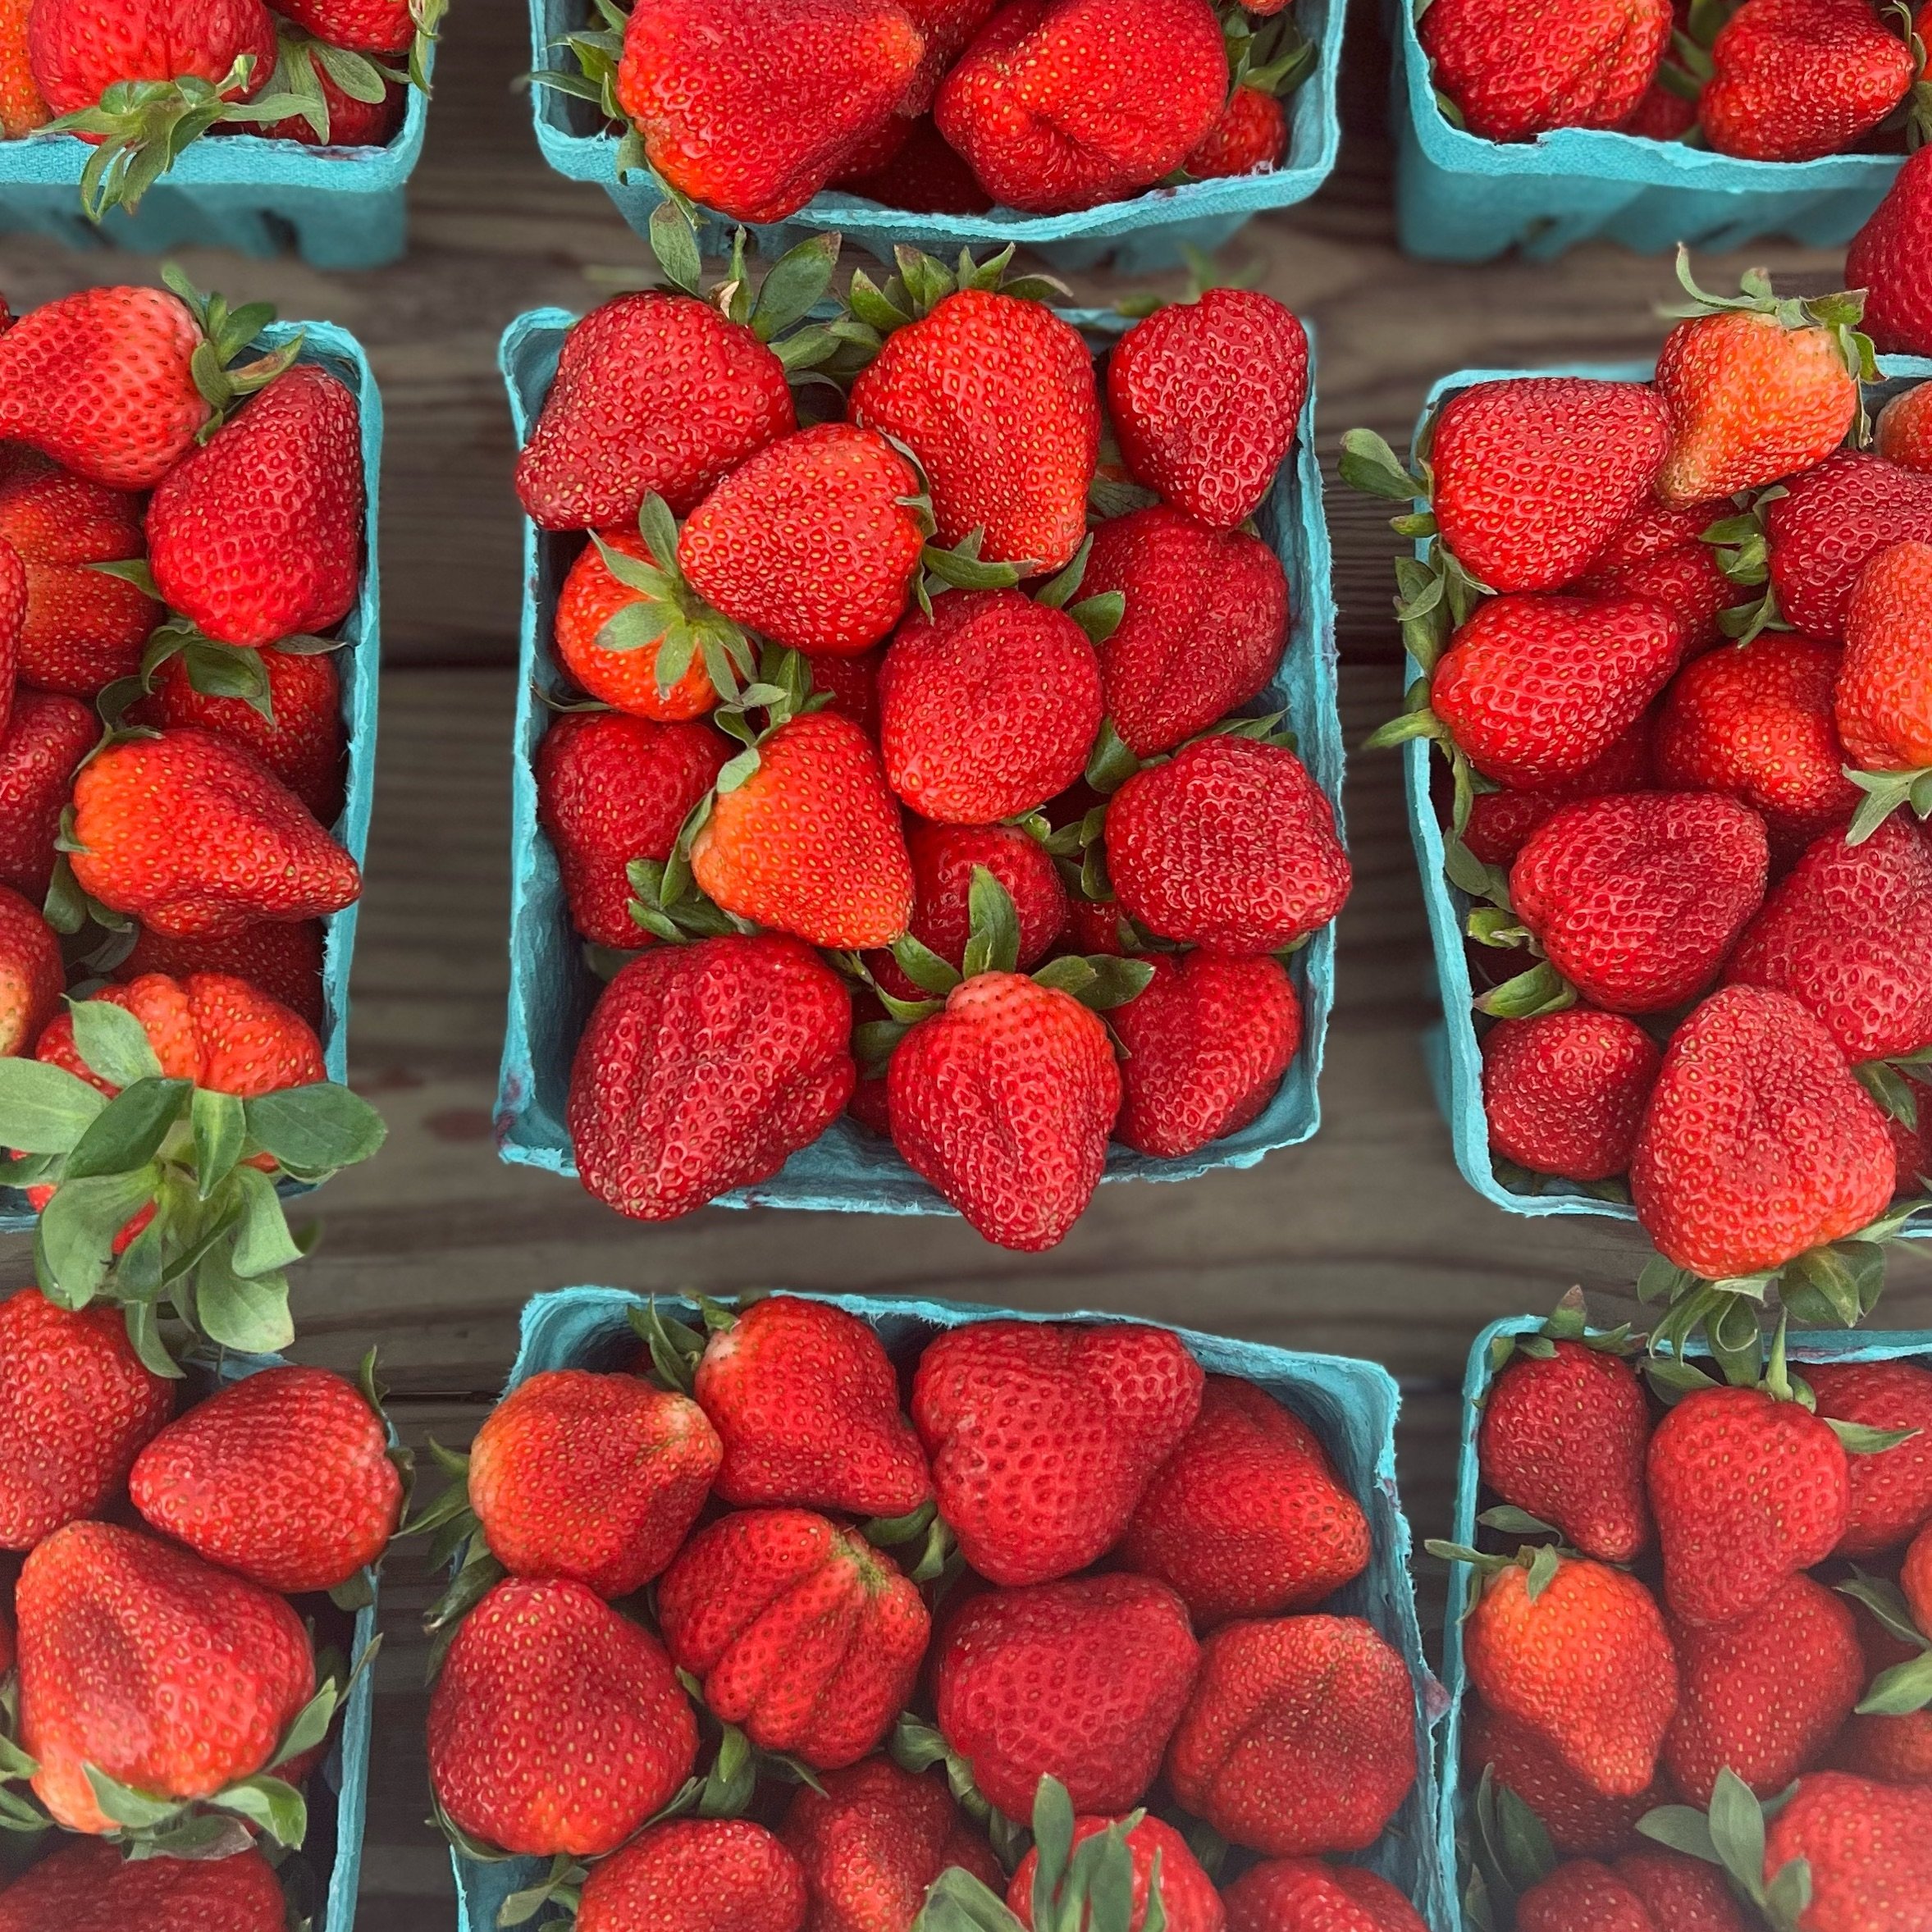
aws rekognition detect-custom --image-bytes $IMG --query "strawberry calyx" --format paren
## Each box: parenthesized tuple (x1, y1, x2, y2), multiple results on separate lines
(1890, 0, 1932, 148)
(409, 1441, 505, 1674)
(404, 0, 447, 96)
(841, 245, 1073, 359)
(1845, 763, 1932, 844)
(1635, 1769, 1811, 1932)
(1853, 1044, 1932, 1129)
(230, 20, 408, 144)
(1697, 493, 1792, 646)
(1486, 1286, 1641, 1382)
(1837, 1569, 1932, 1715)
(1445, 853, 1579, 1025)
(529, 0, 631, 139)
(1662, 248, 1879, 391)
(0, 1679, 46, 1841)
(159, 265, 307, 435)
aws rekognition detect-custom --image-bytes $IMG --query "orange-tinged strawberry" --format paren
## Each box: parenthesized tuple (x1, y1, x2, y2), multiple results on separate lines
(0, 0, 46, 135)
(1464, 1701, 1666, 1856)
(555, 528, 720, 721)
(577, 1819, 809, 1932)
(112, 918, 325, 1031)
(1877, 382, 1932, 473)
(1482, 1007, 1662, 1184)
(1224, 1859, 1428, 1932)
(0, 1841, 286, 1932)
(1808, 1359, 1932, 1557)
(0, 884, 62, 1057)
(1007, 1814, 1224, 1932)
(1838, 540, 1932, 778)
(0, 689, 94, 898)
(1761, 1771, 1932, 1932)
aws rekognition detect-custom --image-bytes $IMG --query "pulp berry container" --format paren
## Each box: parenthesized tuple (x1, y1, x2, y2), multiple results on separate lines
(1436, 1316, 1932, 1925)
(0, 85, 430, 268)
(0, 317, 382, 1233)
(450, 1286, 1455, 1932)
(523, 0, 1343, 272)
(1403, 353, 1932, 1239)
(494, 304, 1345, 1217)
(1388, 0, 1904, 264)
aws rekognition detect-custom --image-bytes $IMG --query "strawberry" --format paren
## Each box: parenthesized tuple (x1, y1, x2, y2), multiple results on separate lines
(1461, 715, 1655, 870)
(1580, 541, 1742, 660)
(1850, 148, 1932, 359)
(912, 1319, 1203, 1582)
(1186, 81, 1286, 176)
(464, 1368, 720, 1598)
(1109, 949, 1301, 1159)
(1165, 1613, 1417, 1857)
(1837, 541, 1932, 800)
(1006, 1814, 1223, 1931)
(1701, 0, 1915, 162)
(1834, 1612, 1932, 1784)
(268, 0, 416, 52)
(1647, 1380, 1849, 1626)
(0, 689, 98, 898)
(1760, 1772, 1932, 1932)
(1106, 735, 1350, 952)
(1464, 1701, 1665, 1856)
(112, 918, 325, 1030)
(0, 1842, 285, 1932)
(568, 934, 855, 1219)
(1080, 505, 1289, 756)
(0, 886, 62, 1056)
(1878, 382, 1932, 473)
(1622, 75, 1699, 139)
(1655, 634, 1860, 858)
(851, 287, 1099, 573)
(834, 109, 994, 209)
(1480, 1334, 1652, 1562)
(1806, 1359, 1932, 1556)
(692, 1293, 932, 1518)
(1614, 1850, 1750, 1931)
(145, 363, 363, 649)
(271, 45, 407, 144)
(0, 455, 156, 695)
(1423, 592, 1683, 788)
(780, 1757, 1003, 1929)
(1224, 1861, 1427, 1932)
(1515, 1861, 1657, 1932)
(1723, 816, 1932, 1063)
(689, 711, 914, 946)
(554, 528, 722, 722)
(1118, 1373, 1368, 1627)
(18, 1519, 313, 1834)
(1764, 453, 1932, 642)
(934, 0, 1226, 213)
(139, 641, 346, 824)
(1509, 792, 1769, 1014)
(1456, 1551, 1679, 1798)
(1586, 500, 1734, 575)
(1909, 1519, 1932, 1628)
(657, 1507, 929, 1770)
(678, 425, 926, 657)
(805, 647, 882, 734)
(0, 1288, 172, 1549)
(0, 0, 46, 135)
(897, 0, 999, 105)
(887, 970, 1121, 1249)
(1418, 0, 1673, 139)
(1629, 986, 1896, 1280)
(934, 1571, 1199, 1817)
(878, 588, 1102, 823)
(1482, 1007, 1663, 1183)
(536, 711, 730, 949)
(576, 1819, 809, 1932)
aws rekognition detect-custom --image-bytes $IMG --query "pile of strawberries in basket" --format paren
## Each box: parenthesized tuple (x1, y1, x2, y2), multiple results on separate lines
(522, 230, 1349, 1252)
(552, 0, 1315, 222)
(1348, 251, 1932, 1304)
(422, 1294, 1427, 1932)
(1419, 0, 1932, 160)
(1439, 1297, 1932, 1932)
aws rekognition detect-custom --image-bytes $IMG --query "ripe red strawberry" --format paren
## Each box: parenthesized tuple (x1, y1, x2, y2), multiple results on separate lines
(1764, 453, 1932, 642)
(0, 885, 62, 1056)
(1482, 1007, 1662, 1182)
(1119, 1373, 1368, 1626)
(1106, 735, 1350, 951)
(19, 1519, 313, 1834)
(1510, 792, 1769, 1014)
(576, 1819, 809, 1932)
(1630, 985, 1896, 1279)
(913, 1318, 1203, 1582)
(888, 969, 1121, 1249)
(1834, 1611, 1932, 1784)
(657, 1506, 929, 1770)
(1480, 1336, 1652, 1561)
(1581, 540, 1742, 660)
(1515, 1861, 1658, 1932)
(1464, 1701, 1665, 1856)
(29, 0, 278, 132)
(0, 1288, 172, 1550)
(555, 527, 720, 722)
(0, 454, 156, 695)
(834, 109, 994, 209)
(1614, 1850, 1750, 1931)
(1586, 500, 1733, 574)
(1186, 80, 1286, 176)
(851, 289, 1100, 572)
(934, 1571, 1199, 1817)
(146, 363, 363, 649)
(1165, 1614, 1416, 1856)
(877, 588, 1103, 821)
(1647, 1382, 1850, 1627)
(1851, 148, 1932, 359)
(1418, 0, 1673, 139)
(0, 285, 209, 488)
(0, 688, 98, 897)
(270, 0, 414, 50)
(1878, 382, 1932, 473)
(567, 934, 856, 1220)
(428, 1576, 697, 1857)
(1109, 949, 1300, 1159)
(1427, 592, 1683, 788)
(0, 0, 47, 135)
(1837, 539, 1932, 777)
(1622, 75, 1700, 139)
(1461, 715, 1656, 870)
(272, 52, 407, 144)
(934, 0, 1225, 212)
(0, 1841, 286, 1932)
(1908, 1520, 1932, 1628)
(1761, 1772, 1932, 1931)
(465, 1368, 720, 1598)
(70, 728, 360, 937)
(1080, 505, 1289, 756)
(780, 1757, 1003, 1929)
(805, 646, 882, 734)
(897, 0, 999, 104)
(1724, 816, 1932, 1063)
(113, 918, 326, 1031)
(679, 425, 925, 657)
(1224, 1860, 1427, 1932)
(1655, 633, 1860, 858)
(1459, 1553, 1679, 1798)
(1807, 1359, 1932, 1557)
(536, 711, 729, 949)
(1007, 1814, 1223, 1931)
(1425, 379, 1671, 594)
(129, 1363, 400, 1593)
(693, 1293, 931, 1518)
(1701, 0, 1915, 162)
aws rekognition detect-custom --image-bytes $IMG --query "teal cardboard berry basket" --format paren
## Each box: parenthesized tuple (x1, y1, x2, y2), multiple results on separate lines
(523, 0, 1342, 272)
(493, 304, 1344, 1218)
(449, 1286, 1455, 1932)
(1388, 0, 1905, 264)
(1436, 1316, 1932, 1930)
(0, 317, 381, 1235)
(1402, 354, 1932, 1240)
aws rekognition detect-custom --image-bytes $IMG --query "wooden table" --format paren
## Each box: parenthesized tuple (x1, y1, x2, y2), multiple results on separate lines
(4, 2, 1926, 1919)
